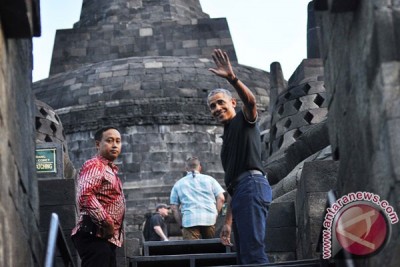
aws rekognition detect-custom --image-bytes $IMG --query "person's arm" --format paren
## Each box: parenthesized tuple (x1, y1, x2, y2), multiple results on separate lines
(208, 48, 257, 122)
(170, 204, 182, 228)
(220, 194, 233, 246)
(153, 226, 168, 241)
(216, 192, 225, 214)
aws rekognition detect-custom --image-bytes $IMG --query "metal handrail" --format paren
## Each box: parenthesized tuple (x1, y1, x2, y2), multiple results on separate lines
(326, 189, 337, 207)
(44, 213, 76, 267)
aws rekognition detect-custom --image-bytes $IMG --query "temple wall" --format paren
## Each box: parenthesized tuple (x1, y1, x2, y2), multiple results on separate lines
(316, 1, 400, 265)
(0, 0, 43, 265)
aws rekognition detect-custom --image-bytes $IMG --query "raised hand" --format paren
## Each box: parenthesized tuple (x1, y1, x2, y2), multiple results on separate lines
(208, 49, 236, 81)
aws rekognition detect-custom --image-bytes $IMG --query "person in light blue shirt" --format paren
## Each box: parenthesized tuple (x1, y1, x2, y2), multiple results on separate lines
(170, 157, 225, 240)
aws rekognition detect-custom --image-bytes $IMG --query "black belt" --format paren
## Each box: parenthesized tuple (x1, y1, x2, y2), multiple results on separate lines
(227, 170, 264, 195)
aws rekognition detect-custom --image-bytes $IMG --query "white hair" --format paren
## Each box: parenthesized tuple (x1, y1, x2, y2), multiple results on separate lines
(207, 88, 232, 105)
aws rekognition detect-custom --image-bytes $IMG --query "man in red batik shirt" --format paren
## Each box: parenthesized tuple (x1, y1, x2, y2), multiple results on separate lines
(71, 126, 126, 267)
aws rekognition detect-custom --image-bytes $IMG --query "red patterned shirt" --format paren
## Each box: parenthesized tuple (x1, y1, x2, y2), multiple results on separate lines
(72, 155, 126, 247)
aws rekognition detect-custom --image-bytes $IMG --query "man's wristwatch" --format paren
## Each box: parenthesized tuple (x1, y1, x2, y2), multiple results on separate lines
(228, 76, 238, 85)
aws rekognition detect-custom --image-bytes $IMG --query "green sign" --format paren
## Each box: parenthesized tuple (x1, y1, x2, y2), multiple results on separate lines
(36, 148, 57, 173)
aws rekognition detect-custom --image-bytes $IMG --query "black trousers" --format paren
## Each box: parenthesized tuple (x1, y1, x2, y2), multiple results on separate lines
(72, 232, 117, 267)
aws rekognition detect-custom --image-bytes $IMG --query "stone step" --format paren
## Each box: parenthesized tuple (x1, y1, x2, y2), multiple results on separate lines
(127, 200, 298, 251)
(143, 239, 230, 256)
(130, 252, 237, 267)
(129, 201, 315, 267)
(130, 255, 323, 267)
(218, 258, 323, 267)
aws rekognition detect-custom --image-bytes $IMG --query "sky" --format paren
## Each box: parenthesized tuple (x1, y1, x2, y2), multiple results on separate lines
(32, 0, 311, 82)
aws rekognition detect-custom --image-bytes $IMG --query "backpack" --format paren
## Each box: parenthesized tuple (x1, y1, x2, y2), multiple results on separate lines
(142, 212, 153, 241)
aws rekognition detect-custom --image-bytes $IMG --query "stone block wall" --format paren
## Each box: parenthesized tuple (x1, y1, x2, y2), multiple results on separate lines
(50, 19, 237, 75)
(50, 18, 235, 75)
(32, 56, 270, 202)
(38, 179, 78, 265)
(316, 0, 400, 265)
(295, 160, 338, 260)
(69, 123, 225, 228)
(49, 0, 236, 76)
(76, 0, 209, 28)
(35, 57, 269, 117)
(0, 0, 42, 266)
(266, 202, 297, 262)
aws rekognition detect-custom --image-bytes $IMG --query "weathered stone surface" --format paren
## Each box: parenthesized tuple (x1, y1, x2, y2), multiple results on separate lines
(266, 121, 330, 185)
(267, 252, 296, 262)
(268, 58, 327, 158)
(299, 161, 339, 193)
(266, 226, 296, 252)
(38, 178, 78, 264)
(39, 205, 77, 231)
(38, 179, 76, 206)
(51, 16, 236, 75)
(267, 202, 296, 228)
(0, 1, 43, 265)
(0, 0, 41, 38)
(295, 160, 338, 260)
(315, 2, 400, 264)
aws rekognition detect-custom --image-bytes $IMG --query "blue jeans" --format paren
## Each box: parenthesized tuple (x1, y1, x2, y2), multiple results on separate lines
(231, 174, 272, 264)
